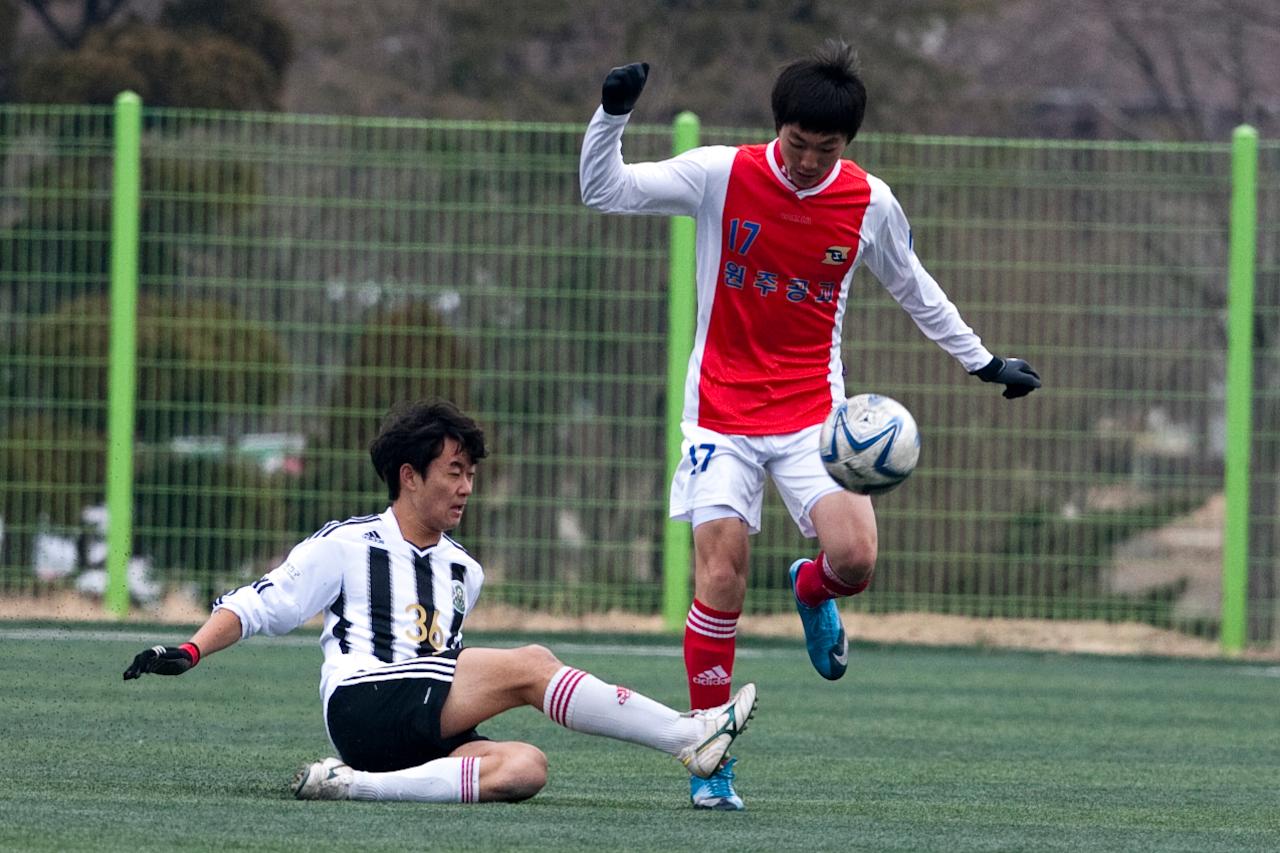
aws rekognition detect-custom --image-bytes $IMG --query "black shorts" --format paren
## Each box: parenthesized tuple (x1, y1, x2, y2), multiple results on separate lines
(325, 649, 488, 772)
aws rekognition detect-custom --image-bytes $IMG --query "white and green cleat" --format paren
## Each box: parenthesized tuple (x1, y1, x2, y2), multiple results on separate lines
(291, 757, 353, 800)
(677, 682, 757, 779)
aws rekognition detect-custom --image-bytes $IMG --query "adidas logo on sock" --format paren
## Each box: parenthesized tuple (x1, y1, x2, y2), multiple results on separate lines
(692, 665, 731, 686)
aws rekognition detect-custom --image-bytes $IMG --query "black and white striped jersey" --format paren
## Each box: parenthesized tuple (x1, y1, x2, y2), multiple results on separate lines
(213, 507, 484, 704)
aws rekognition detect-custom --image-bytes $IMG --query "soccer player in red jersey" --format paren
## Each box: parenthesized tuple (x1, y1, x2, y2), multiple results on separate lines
(580, 42, 1040, 809)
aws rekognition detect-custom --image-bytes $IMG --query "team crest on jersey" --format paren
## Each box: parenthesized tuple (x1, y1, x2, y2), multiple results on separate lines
(452, 579, 467, 613)
(823, 246, 852, 265)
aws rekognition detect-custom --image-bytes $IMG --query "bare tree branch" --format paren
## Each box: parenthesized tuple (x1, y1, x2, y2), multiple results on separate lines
(21, 0, 74, 48)
(93, 0, 128, 30)
(1159, 13, 1210, 139)
(74, 0, 129, 44)
(1225, 11, 1258, 127)
(21, 0, 132, 49)
(1102, 4, 1196, 139)
(1084, 99, 1147, 141)
(1221, 0, 1280, 32)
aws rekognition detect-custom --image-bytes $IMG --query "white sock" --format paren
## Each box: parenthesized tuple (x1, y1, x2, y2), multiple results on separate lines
(348, 755, 481, 802)
(542, 666, 701, 756)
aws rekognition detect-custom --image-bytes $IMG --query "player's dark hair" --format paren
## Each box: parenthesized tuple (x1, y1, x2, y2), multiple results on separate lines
(369, 399, 487, 501)
(771, 39, 866, 141)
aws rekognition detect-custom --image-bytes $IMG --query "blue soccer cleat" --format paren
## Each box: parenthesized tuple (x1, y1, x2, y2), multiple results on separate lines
(789, 558, 849, 680)
(689, 757, 744, 810)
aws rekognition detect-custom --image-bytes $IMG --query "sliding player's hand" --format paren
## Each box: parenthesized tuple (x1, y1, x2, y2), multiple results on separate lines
(601, 62, 649, 115)
(123, 643, 201, 679)
(972, 356, 1041, 399)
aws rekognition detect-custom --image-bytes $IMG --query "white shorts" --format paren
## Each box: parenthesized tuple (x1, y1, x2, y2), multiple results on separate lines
(669, 421, 843, 537)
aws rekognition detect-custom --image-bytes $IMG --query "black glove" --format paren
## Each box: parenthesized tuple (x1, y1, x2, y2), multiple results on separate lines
(601, 62, 649, 115)
(123, 643, 201, 680)
(972, 356, 1041, 399)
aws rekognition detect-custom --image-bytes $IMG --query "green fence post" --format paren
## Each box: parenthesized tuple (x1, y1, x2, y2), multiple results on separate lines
(104, 92, 143, 619)
(1222, 124, 1258, 654)
(662, 111, 700, 632)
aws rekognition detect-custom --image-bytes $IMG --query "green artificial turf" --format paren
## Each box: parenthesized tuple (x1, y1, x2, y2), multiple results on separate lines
(1, 623, 1276, 852)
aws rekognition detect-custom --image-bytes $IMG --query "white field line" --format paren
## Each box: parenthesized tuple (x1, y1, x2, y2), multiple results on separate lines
(0, 625, 773, 659)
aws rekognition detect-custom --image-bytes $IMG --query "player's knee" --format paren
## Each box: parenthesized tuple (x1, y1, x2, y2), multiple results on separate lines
(825, 537, 877, 586)
(487, 744, 548, 802)
(517, 643, 562, 670)
(696, 555, 749, 601)
(700, 558, 741, 586)
(513, 643, 563, 687)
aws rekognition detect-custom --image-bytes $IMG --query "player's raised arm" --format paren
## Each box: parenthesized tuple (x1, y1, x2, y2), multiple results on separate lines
(122, 607, 243, 679)
(579, 62, 713, 217)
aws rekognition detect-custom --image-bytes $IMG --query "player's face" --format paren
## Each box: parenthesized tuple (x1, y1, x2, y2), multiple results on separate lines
(778, 124, 848, 189)
(406, 438, 475, 536)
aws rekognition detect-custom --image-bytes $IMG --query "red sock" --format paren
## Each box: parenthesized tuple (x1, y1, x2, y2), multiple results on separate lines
(794, 552, 870, 608)
(683, 599, 739, 708)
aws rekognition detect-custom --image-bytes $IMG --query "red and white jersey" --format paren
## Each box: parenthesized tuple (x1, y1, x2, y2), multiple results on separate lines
(580, 106, 993, 435)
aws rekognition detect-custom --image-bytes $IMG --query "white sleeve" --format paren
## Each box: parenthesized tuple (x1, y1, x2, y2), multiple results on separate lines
(579, 105, 718, 217)
(860, 176, 993, 373)
(213, 539, 341, 639)
(465, 561, 484, 615)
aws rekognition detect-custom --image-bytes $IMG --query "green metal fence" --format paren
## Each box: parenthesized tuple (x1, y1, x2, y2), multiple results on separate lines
(1, 97, 1275, 649)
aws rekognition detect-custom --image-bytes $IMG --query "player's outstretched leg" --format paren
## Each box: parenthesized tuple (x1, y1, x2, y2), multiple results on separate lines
(539, 662, 756, 808)
(537, 663, 756, 778)
(789, 558, 849, 680)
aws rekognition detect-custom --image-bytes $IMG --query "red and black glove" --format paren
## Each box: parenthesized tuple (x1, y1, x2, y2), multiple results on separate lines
(123, 643, 201, 680)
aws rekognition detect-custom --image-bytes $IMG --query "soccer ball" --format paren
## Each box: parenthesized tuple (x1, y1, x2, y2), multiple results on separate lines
(818, 394, 920, 495)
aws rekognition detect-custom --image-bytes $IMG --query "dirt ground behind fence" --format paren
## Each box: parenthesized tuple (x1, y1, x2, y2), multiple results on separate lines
(4, 590, 1277, 661)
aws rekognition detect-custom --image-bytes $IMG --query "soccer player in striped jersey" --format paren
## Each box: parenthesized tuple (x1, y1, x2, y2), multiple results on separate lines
(580, 43, 1040, 809)
(123, 399, 756, 803)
